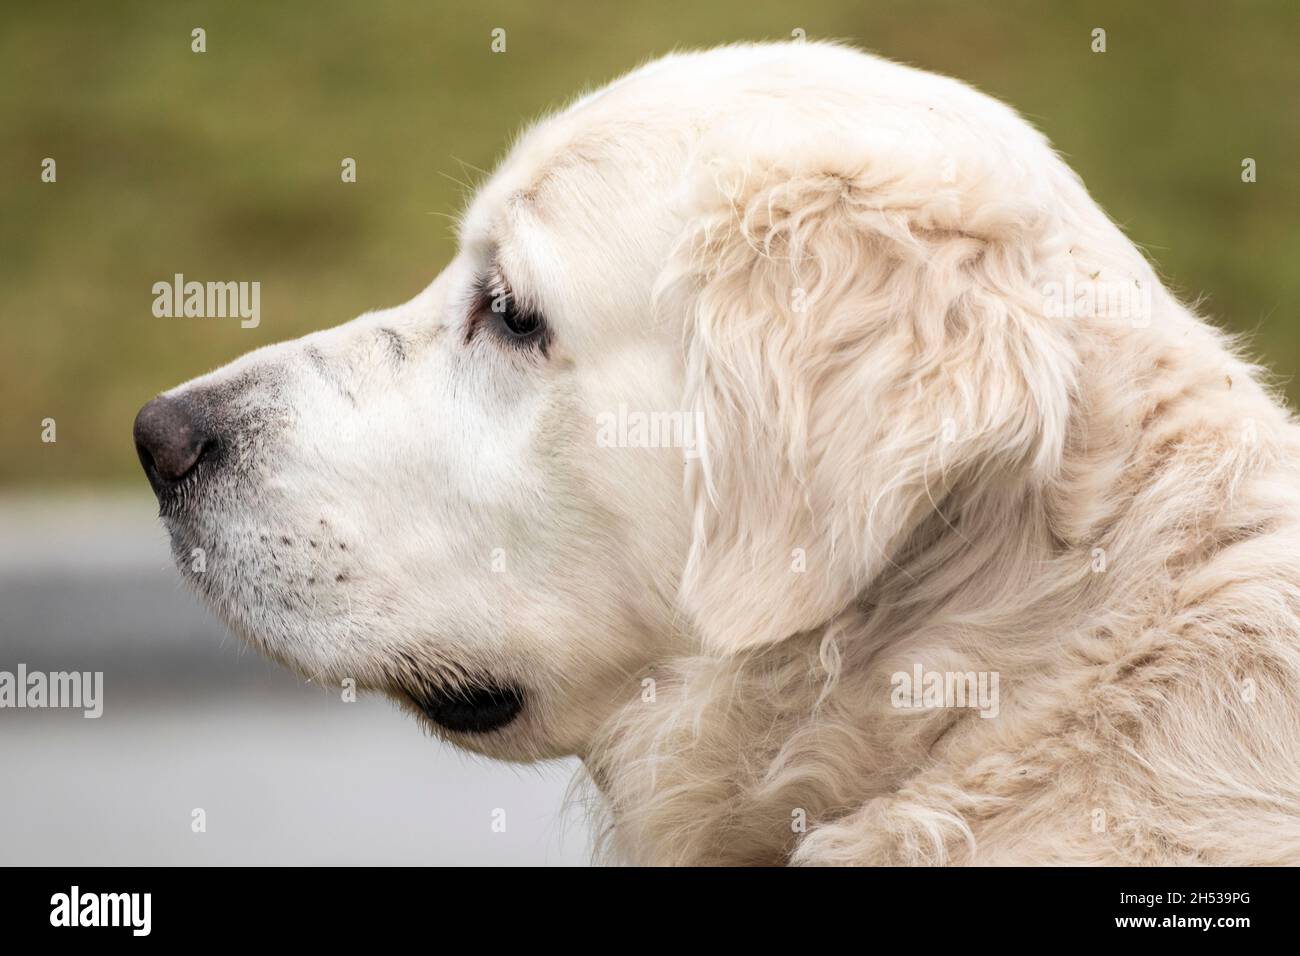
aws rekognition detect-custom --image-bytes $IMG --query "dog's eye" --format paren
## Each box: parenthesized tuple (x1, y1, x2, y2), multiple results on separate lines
(471, 273, 549, 353)
(489, 292, 545, 342)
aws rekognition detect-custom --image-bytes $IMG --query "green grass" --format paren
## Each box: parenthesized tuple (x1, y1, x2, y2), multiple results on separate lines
(2, 0, 1297, 485)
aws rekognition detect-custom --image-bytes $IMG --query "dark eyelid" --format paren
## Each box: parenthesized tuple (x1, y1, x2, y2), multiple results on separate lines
(463, 265, 548, 354)
(463, 272, 501, 345)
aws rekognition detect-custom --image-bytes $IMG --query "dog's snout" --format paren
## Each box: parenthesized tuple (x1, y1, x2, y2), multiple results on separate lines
(133, 394, 215, 493)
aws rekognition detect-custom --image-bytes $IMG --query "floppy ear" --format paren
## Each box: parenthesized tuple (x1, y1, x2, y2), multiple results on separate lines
(665, 146, 1076, 655)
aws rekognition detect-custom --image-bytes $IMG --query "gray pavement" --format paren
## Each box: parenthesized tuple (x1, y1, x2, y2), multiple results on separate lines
(0, 490, 592, 865)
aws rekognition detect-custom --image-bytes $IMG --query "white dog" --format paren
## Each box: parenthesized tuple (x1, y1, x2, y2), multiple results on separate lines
(134, 42, 1300, 865)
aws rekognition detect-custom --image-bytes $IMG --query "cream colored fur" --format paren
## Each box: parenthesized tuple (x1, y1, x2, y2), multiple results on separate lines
(157, 42, 1300, 865)
(582, 45, 1300, 865)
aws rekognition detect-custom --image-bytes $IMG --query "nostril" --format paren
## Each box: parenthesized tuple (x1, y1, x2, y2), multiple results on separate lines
(132, 394, 215, 489)
(136, 443, 157, 476)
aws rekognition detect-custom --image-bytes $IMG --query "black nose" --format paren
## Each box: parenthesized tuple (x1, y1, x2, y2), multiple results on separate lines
(133, 394, 215, 493)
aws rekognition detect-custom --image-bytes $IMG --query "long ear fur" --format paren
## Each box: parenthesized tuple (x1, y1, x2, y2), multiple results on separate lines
(662, 136, 1077, 654)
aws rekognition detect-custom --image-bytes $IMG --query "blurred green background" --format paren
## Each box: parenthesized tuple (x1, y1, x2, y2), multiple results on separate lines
(2, 0, 1297, 487)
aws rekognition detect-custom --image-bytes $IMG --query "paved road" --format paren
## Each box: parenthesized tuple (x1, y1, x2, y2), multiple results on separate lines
(0, 491, 591, 865)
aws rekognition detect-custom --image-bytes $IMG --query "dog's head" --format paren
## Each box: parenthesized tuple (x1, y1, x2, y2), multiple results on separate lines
(134, 42, 1107, 760)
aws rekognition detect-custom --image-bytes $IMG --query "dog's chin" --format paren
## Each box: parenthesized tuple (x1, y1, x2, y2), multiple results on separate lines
(158, 505, 527, 737)
(405, 682, 525, 735)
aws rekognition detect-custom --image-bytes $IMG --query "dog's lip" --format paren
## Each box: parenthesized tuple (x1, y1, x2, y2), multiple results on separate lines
(406, 682, 524, 734)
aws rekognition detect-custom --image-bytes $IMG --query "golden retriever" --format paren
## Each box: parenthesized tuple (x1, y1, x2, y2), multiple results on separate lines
(133, 42, 1300, 865)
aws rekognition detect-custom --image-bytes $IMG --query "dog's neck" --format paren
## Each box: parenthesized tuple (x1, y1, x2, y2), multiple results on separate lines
(585, 308, 1299, 864)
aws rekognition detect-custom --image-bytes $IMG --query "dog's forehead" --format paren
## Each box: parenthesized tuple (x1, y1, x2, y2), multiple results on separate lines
(453, 70, 714, 322)
(457, 44, 826, 242)
(452, 41, 1001, 316)
(459, 91, 674, 252)
(455, 42, 955, 251)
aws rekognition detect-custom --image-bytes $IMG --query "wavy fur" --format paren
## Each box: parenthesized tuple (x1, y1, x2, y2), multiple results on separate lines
(584, 43, 1300, 865)
(155, 41, 1300, 865)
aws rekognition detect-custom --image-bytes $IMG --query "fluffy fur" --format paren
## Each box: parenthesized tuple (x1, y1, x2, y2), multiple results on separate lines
(150, 42, 1300, 865)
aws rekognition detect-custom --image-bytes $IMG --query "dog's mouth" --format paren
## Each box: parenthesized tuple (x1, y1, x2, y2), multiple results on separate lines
(406, 682, 525, 734)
